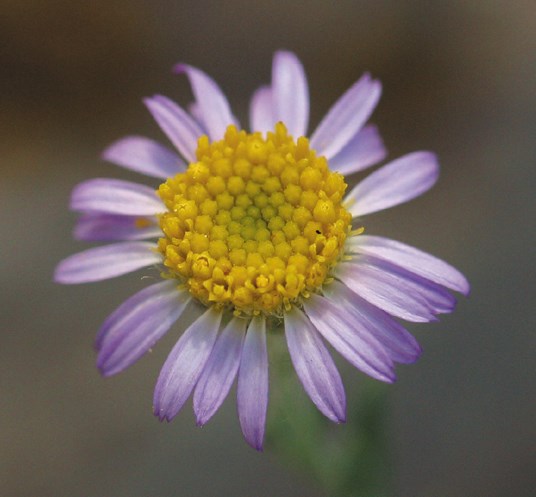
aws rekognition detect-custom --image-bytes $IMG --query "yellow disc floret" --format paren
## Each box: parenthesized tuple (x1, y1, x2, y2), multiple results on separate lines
(157, 123, 351, 316)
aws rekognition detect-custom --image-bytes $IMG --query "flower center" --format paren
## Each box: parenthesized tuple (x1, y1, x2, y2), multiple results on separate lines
(157, 123, 351, 316)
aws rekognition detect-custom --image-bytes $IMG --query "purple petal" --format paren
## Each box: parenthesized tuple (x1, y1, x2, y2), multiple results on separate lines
(284, 307, 346, 423)
(323, 281, 422, 364)
(249, 86, 274, 134)
(174, 64, 234, 141)
(346, 152, 439, 217)
(153, 307, 222, 421)
(237, 316, 269, 451)
(96, 281, 190, 376)
(187, 101, 206, 130)
(54, 241, 160, 284)
(193, 317, 247, 426)
(347, 235, 470, 295)
(310, 73, 381, 159)
(144, 95, 203, 163)
(272, 51, 309, 137)
(304, 294, 396, 382)
(70, 178, 164, 216)
(74, 213, 161, 241)
(102, 136, 185, 179)
(335, 256, 456, 322)
(329, 125, 387, 175)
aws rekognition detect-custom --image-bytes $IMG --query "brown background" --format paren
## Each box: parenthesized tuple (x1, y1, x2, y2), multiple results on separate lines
(1, 1, 535, 496)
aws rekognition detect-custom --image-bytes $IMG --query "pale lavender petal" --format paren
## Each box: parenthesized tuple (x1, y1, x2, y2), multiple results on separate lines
(346, 152, 439, 217)
(102, 136, 185, 179)
(334, 260, 434, 322)
(174, 64, 234, 141)
(304, 294, 396, 382)
(97, 281, 190, 376)
(188, 101, 239, 134)
(335, 256, 456, 322)
(144, 95, 203, 163)
(237, 316, 269, 451)
(187, 101, 206, 130)
(70, 178, 164, 216)
(323, 281, 422, 364)
(249, 86, 274, 134)
(347, 235, 470, 295)
(153, 307, 222, 421)
(272, 51, 309, 137)
(194, 317, 247, 426)
(54, 241, 160, 284)
(360, 255, 457, 314)
(310, 73, 381, 159)
(329, 125, 387, 175)
(284, 307, 346, 423)
(74, 213, 161, 241)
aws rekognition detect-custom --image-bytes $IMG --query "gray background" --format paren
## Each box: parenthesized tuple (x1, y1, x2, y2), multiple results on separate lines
(1, 1, 534, 496)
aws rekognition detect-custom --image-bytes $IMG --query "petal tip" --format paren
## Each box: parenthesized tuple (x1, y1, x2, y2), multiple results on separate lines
(381, 369, 398, 384)
(154, 407, 168, 421)
(195, 410, 211, 427)
(334, 406, 347, 423)
(141, 96, 153, 106)
(400, 340, 424, 364)
(273, 49, 298, 62)
(100, 145, 115, 163)
(52, 264, 64, 284)
(248, 439, 264, 452)
(53, 260, 84, 285)
(98, 366, 114, 378)
(419, 151, 440, 178)
(172, 63, 187, 75)
(459, 277, 471, 296)
(96, 353, 113, 377)
(142, 95, 163, 109)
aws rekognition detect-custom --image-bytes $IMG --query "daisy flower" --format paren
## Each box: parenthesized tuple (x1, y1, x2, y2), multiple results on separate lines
(55, 51, 469, 450)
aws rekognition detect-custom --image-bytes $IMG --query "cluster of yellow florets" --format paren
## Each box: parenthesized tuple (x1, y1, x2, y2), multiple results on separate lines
(157, 123, 351, 315)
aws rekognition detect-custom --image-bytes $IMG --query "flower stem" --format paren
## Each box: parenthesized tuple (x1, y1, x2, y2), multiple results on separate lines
(268, 350, 392, 497)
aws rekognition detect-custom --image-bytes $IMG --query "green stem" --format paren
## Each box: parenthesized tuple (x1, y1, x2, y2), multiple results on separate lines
(267, 352, 392, 497)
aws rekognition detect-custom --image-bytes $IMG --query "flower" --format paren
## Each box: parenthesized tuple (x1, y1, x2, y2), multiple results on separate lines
(55, 51, 469, 450)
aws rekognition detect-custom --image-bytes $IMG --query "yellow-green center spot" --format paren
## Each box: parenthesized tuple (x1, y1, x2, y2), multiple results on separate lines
(157, 123, 352, 316)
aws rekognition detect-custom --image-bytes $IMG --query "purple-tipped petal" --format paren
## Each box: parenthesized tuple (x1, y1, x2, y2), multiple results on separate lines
(249, 86, 274, 134)
(74, 213, 161, 241)
(237, 316, 269, 451)
(272, 51, 309, 137)
(284, 307, 346, 423)
(304, 294, 396, 382)
(335, 256, 456, 322)
(96, 281, 190, 376)
(323, 281, 422, 364)
(174, 64, 234, 141)
(194, 317, 247, 426)
(346, 152, 439, 217)
(310, 73, 381, 159)
(102, 136, 185, 179)
(144, 95, 203, 163)
(54, 241, 160, 284)
(347, 235, 470, 295)
(153, 307, 222, 421)
(329, 125, 387, 175)
(70, 178, 164, 216)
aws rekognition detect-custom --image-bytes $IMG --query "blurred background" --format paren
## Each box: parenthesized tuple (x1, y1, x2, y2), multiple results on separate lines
(1, 1, 535, 496)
